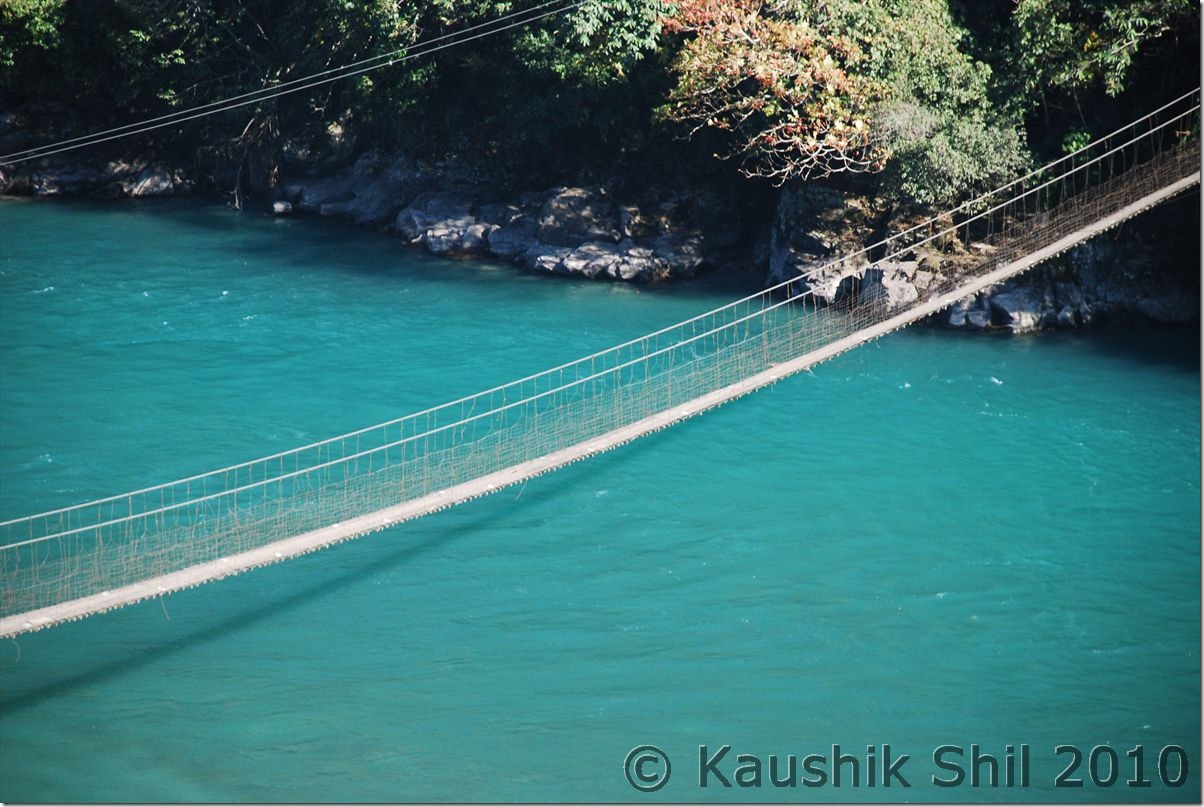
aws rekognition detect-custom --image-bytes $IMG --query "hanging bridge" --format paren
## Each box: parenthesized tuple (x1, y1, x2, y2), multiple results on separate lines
(1, 90, 1199, 637)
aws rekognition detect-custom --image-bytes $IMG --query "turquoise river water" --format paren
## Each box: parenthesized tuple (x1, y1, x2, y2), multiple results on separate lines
(0, 197, 1199, 802)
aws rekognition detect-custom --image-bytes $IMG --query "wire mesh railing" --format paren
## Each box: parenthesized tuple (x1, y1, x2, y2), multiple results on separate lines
(1, 89, 1199, 623)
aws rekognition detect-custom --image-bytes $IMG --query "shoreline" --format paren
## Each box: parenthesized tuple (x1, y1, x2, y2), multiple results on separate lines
(2, 150, 1199, 334)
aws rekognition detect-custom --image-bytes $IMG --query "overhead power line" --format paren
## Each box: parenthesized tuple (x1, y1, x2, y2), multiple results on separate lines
(0, 0, 586, 166)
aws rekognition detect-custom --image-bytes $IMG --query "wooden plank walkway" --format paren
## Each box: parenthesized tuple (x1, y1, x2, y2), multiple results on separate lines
(3, 170, 1195, 638)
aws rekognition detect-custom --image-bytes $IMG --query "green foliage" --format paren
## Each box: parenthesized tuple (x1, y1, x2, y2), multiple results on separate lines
(877, 102, 1028, 207)
(0, 0, 64, 75)
(546, 0, 669, 85)
(1060, 130, 1092, 155)
(849, 0, 992, 111)
(0, 0, 1194, 208)
(659, 0, 1028, 204)
(862, 0, 1029, 207)
(3, 0, 423, 150)
(419, 0, 671, 174)
(1013, 0, 1195, 99)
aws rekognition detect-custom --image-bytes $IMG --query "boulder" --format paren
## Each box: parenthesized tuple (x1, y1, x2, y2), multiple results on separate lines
(123, 165, 174, 197)
(650, 233, 706, 279)
(525, 246, 575, 275)
(614, 248, 668, 282)
(476, 202, 524, 228)
(459, 223, 497, 254)
(859, 265, 919, 310)
(989, 288, 1046, 333)
(562, 241, 626, 279)
(767, 185, 880, 304)
(421, 221, 497, 256)
(423, 225, 466, 254)
(320, 165, 421, 226)
(619, 205, 655, 239)
(11, 157, 187, 198)
(966, 309, 991, 330)
(942, 296, 977, 328)
(290, 174, 355, 212)
(384, 190, 501, 255)
(537, 187, 620, 246)
(798, 268, 858, 304)
(948, 296, 975, 317)
(538, 240, 673, 282)
(32, 165, 102, 196)
(486, 218, 541, 259)
(394, 191, 477, 240)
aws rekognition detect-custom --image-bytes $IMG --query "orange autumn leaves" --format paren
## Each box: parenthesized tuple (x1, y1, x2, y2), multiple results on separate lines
(659, 0, 886, 183)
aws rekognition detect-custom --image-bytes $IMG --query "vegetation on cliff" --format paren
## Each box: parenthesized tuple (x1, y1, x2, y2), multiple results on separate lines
(1, 0, 1198, 208)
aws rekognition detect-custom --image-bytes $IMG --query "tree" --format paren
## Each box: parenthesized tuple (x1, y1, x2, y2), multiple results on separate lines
(658, 0, 1029, 206)
(861, 0, 1030, 207)
(1013, 0, 1196, 100)
(1, 1, 422, 153)
(0, 0, 63, 74)
(659, 0, 887, 183)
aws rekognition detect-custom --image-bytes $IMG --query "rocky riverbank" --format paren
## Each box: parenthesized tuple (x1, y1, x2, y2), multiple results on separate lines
(766, 185, 1200, 333)
(273, 151, 752, 283)
(2, 138, 1197, 333)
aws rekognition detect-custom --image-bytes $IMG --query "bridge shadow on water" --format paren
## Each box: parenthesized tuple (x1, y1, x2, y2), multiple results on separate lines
(0, 454, 620, 715)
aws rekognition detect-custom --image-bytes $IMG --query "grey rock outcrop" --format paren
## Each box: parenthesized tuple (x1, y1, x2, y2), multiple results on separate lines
(966, 309, 992, 330)
(29, 166, 103, 196)
(767, 185, 880, 302)
(537, 186, 621, 246)
(7, 159, 181, 198)
(559, 242, 627, 279)
(394, 191, 480, 252)
(989, 288, 1052, 333)
(936, 198, 1199, 333)
(547, 240, 675, 282)
(398, 191, 477, 236)
(284, 152, 422, 226)
(526, 246, 575, 275)
(384, 183, 736, 282)
(122, 165, 175, 197)
(487, 218, 542, 259)
(286, 174, 356, 213)
(859, 265, 919, 310)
